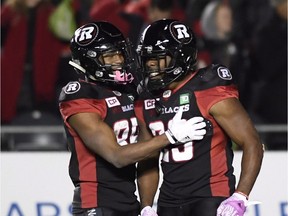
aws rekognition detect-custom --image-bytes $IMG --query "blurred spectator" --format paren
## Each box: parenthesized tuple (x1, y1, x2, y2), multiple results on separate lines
(231, 0, 272, 43)
(89, 0, 131, 37)
(201, 1, 233, 41)
(1, 0, 65, 124)
(248, 0, 287, 149)
(226, 0, 272, 111)
(122, 0, 150, 22)
(123, 0, 185, 47)
(199, 1, 251, 108)
(200, 0, 235, 68)
(182, 0, 212, 70)
(74, 0, 94, 25)
(53, 0, 87, 96)
(185, 0, 210, 28)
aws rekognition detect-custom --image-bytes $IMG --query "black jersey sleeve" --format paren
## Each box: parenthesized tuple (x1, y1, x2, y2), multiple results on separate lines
(58, 80, 100, 102)
(195, 64, 236, 90)
(193, 64, 239, 113)
(58, 81, 106, 122)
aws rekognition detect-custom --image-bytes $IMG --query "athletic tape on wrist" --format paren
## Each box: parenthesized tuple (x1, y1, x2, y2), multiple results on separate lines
(165, 129, 177, 144)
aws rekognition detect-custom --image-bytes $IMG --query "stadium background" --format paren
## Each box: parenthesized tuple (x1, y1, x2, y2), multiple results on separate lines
(1, 0, 287, 215)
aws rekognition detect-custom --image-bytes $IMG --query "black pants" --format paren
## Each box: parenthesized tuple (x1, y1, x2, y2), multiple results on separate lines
(157, 197, 225, 216)
(73, 207, 139, 216)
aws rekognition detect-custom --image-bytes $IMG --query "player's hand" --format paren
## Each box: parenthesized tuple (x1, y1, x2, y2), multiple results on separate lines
(164, 106, 206, 144)
(217, 192, 248, 216)
(140, 206, 158, 216)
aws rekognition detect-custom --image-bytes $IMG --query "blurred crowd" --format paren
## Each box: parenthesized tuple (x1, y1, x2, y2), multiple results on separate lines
(1, 0, 287, 150)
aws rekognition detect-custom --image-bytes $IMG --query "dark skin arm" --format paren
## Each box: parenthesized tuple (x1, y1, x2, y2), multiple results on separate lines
(210, 98, 264, 196)
(68, 112, 169, 168)
(137, 120, 160, 209)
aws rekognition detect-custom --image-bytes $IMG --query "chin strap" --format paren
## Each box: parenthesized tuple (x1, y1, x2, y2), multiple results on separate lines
(69, 60, 86, 73)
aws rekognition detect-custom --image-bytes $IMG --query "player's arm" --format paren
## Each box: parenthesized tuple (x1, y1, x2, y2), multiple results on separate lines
(137, 119, 160, 211)
(209, 97, 264, 196)
(68, 112, 167, 168)
(68, 105, 206, 168)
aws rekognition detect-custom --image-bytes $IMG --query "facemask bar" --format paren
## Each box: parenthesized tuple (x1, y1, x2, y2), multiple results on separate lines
(139, 48, 183, 91)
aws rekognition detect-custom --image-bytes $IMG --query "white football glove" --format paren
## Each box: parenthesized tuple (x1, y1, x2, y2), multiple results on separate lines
(217, 192, 248, 216)
(140, 206, 158, 216)
(165, 106, 206, 144)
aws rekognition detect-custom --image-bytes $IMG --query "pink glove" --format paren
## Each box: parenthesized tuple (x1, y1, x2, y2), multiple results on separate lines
(140, 206, 158, 216)
(217, 192, 248, 216)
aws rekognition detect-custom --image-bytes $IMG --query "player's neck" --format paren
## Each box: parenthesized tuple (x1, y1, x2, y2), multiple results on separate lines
(167, 71, 194, 90)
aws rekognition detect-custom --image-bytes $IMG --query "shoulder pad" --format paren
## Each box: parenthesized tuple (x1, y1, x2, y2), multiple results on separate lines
(195, 64, 235, 89)
(63, 81, 81, 95)
(58, 81, 99, 102)
(212, 64, 233, 81)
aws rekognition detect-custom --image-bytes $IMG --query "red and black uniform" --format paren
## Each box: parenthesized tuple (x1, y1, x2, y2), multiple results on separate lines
(59, 80, 139, 215)
(135, 64, 239, 214)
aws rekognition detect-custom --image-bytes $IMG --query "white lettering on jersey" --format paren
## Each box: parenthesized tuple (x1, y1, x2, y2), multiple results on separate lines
(114, 117, 138, 145)
(105, 97, 120, 107)
(217, 66, 232, 80)
(122, 104, 134, 112)
(144, 99, 156, 110)
(64, 81, 80, 94)
(163, 142, 194, 162)
(160, 104, 190, 114)
(149, 118, 194, 162)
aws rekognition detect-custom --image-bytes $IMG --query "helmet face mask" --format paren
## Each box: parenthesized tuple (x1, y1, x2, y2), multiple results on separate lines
(137, 19, 198, 91)
(142, 53, 174, 89)
(70, 22, 135, 85)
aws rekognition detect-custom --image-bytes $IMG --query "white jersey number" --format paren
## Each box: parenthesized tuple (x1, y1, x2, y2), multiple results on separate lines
(149, 120, 194, 162)
(113, 117, 138, 146)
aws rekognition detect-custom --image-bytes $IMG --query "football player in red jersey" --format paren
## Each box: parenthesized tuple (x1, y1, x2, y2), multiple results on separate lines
(58, 21, 207, 216)
(135, 19, 264, 216)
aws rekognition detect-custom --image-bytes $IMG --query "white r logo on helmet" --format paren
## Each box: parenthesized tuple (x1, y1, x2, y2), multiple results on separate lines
(75, 27, 94, 41)
(170, 22, 192, 44)
(74, 23, 98, 46)
(174, 24, 190, 39)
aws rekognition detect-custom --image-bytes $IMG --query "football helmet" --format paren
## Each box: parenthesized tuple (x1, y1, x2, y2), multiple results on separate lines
(137, 19, 197, 91)
(69, 21, 135, 85)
